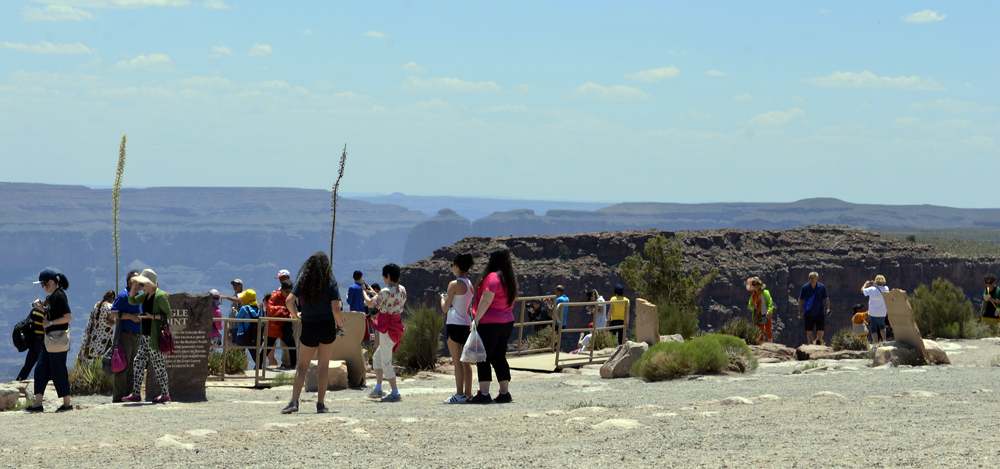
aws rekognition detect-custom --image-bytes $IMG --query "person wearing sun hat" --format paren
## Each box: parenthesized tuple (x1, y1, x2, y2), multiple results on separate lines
(747, 277, 774, 343)
(235, 288, 263, 369)
(122, 268, 172, 403)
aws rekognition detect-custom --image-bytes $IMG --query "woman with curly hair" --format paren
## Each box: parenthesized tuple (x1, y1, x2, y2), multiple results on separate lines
(281, 252, 344, 414)
(468, 247, 518, 404)
(77, 290, 116, 364)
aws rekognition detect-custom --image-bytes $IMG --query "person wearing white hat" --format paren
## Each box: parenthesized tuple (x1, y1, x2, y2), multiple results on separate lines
(122, 268, 172, 403)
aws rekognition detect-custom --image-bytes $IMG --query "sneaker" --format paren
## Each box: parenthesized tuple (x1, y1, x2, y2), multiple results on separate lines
(380, 392, 401, 403)
(121, 394, 142, 403)
(55, 404, 73, 412)
(152, 396, 171, 404)
(494, 392, 513, 404)
(316, 402, 329, 413)
(468, 391, 493, 404)
(444, 394, 468, 404)
(366, 388, 385, 399)
(280, 400, 299, 414)
(23, 405, 43, 413)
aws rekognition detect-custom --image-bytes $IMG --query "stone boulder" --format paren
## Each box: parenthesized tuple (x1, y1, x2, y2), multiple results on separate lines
(659, 334, 684, 344)
(750, 343, 797, 362)
(795, 344, 833, 361)
(0, 385, 19, 410)
(923, 339, 951, 365)
(599, 341, 649, 379)
(304, 360, 349, 392)
(872, 342, 924, 367)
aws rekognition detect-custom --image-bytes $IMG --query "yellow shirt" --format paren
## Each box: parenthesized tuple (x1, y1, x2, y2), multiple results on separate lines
(609, 296, 630, 321)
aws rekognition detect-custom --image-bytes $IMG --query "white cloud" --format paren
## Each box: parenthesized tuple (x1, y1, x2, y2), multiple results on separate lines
(0, 41, 95, 54)
(22, 5, 94, 21)
(676, 109, 711, 120)
(364, 31, 387, 39)
(746, 108, 805, 126)
(171, 75, 235, 89)
(479, 104, 530, 114)
(511, 84, 530, 95)
(733, 93, 754, 102)
(111, 53, 172, 70)
(29, 0, 191, 8)
(398, 62, 427, 73)
(803, 71, 946, 91)
(301, 28, 314, 36)
(248, 44, 272, 57)
(9, 70, 116, 88)
(570, 82, 649, 102)
(909, 98, 997, 113)
(202, 0, 231, 9)
(625, 66, 680, 83)
(400, 76, 503, 94)
(207, 45, 232, 59)
(892, 116, 921, 127)
(901, 10, 945, 23)
(703, 70, 727, 77)
(819, 9, 831, 14)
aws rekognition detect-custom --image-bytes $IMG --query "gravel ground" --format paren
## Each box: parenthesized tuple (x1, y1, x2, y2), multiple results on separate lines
(5, 338, 1000, 467)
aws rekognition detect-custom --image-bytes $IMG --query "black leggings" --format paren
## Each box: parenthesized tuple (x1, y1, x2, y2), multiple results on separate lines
(609, 319, 625, 345)
(476, 321, 513, 383)
(263, 335, 296, 365)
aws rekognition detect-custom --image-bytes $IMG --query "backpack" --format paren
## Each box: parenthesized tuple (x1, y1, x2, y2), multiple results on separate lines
(12, 315, 33, 352)
(238, 306, 260, 346)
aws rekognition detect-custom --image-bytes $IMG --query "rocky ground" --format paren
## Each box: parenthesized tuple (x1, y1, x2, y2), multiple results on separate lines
(4, 339, 1000, 467)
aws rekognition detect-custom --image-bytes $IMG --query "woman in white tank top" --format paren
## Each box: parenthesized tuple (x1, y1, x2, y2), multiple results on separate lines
(440, 253, 475, 404)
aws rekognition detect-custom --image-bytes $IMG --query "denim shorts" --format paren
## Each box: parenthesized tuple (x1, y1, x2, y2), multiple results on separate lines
(868, 316, 887, 333)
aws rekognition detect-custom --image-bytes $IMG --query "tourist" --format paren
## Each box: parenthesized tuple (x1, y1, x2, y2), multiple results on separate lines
(122, 268, 172, 404)
(608, 285, 630, 346)
(266, 279, 297, 369)
(363, 264, 407, 402)
(221, 279, 245, 339)
(274, 269, 294, 368)
(281, 252, 345, 414)
(110, 271, 143, 402)
(24, 269, 73, 412)
(76, 290, 116, 364)
(572, 322, 594, 354)
(468, 246, 518, 404)
(15, 299, 46, 381)
(543, 285, 570, 331)
(862, 275, 890, 343)
(440, 253, 475, 404)
(347, 270, 366, 313)
(798, 272, 831, 346)
(234, 289, 262, 369)
(982, 274, 1000, 325)
(586, 289, 607, 330)
(747, 277, 774, 343)
(525, 299, 551, 333)
(851, 304, 869, 342)
(275, 269, 291, 284)
(207, 289, 223, 346)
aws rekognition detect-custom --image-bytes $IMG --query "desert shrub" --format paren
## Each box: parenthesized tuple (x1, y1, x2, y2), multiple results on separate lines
(69, 358, 113, 395)
(396, 305, 445, 371)
(271, 372, 294, 387)
(523, 326, 556, 351)
(208, 350, 223, 375)
(630, 334, 754, 382)
(718, 318, 762, 346)
(910, 278, 976, 338)
(224, 348, 250, 374)
(591, 330, 618, 351)
(657, 303, 701, 340)
(832, 328, 869, 351)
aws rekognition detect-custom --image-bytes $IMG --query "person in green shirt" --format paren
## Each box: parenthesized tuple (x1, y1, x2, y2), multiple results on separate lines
(982, 274, 1000, 325)
(122, 268, 172, 403)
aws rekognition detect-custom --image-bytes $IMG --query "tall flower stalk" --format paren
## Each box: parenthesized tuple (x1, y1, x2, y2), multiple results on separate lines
(112, 135, 127, 291)
(330, 144, 347, 260)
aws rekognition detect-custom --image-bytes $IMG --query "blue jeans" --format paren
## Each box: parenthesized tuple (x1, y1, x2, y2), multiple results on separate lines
(34, 347, 72, 397)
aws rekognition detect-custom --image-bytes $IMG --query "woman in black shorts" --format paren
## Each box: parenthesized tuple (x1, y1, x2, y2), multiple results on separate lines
(440, 253, 474, 404)
(281, 252, 344, 414)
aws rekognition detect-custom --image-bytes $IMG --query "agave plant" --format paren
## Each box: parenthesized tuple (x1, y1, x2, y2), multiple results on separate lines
(112, 135, 127, 291)
(330, 144, 347, 260)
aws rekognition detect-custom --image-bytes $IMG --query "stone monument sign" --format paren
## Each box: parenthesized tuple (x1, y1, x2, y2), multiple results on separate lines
(146, 292, 213, 401)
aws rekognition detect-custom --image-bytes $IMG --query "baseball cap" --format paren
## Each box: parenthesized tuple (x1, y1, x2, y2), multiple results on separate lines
(275, 269, 290, 279)
(231, 279, 243, 285)
(34, 269, 58, 284)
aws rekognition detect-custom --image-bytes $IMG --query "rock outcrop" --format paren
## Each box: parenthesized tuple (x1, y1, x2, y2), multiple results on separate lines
(0, 384, 18, 410)
(872, 339, 951, 366)
(599, 341, 648, 379)
(402, 209, 471, 265)
(304, 360, 349, 392)
(401, 227, 1000, 348)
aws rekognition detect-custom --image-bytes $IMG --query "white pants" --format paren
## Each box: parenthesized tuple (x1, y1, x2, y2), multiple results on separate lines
(373, 331, 396, 380)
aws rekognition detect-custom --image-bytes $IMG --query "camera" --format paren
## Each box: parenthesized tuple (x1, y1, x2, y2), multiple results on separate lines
(30, 298, 43, 309)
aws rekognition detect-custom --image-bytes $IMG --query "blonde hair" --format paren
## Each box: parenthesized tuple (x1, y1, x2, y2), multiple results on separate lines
(874, 275, 886, 286)
(749, 277, 766, 289)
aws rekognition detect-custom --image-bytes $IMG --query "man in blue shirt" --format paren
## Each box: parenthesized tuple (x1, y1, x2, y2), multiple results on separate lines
(109, 270, 143, 402)
(544, 285, 570, 330)
(798, 271, 831, 346)
(346, 270, 366, 313)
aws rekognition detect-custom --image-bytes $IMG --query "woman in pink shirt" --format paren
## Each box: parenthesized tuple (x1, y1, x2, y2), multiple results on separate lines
(468, 247, 518, 404)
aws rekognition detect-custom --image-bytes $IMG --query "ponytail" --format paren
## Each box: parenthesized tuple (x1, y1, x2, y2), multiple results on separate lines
(55, 273, 69, 290)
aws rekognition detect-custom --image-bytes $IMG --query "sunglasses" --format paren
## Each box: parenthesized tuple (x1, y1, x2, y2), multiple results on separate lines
(138, 282, 146, 288)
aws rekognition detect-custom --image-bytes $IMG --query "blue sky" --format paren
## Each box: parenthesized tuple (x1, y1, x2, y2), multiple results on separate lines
(1, 1, 997, 206)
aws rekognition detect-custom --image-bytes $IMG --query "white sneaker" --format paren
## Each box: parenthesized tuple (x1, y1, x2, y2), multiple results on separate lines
(444, 394, 468, 404)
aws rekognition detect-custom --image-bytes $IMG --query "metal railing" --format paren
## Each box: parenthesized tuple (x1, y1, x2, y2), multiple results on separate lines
(508, 295, 629, 367)
(510, 295, 558, 356)
(213, 315, 300, 387)
(551, 299, 629, 367)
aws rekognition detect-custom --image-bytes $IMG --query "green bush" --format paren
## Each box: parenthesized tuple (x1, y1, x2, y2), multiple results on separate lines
(831, 328, 869, 351)
(225, 348, 250, 374)
(910, 278, 976, 338)
(591, 330, 618, 350)
(69, 358, 113, 395)
(718, 318, 762, 346)
(630, 334, 755, 382)
(523, 326, 556, 352)
(271, 372, 294, 387)
(208, 350, 223, 375)
(396, 305, 446, 371)
(658, 303, 701, 340)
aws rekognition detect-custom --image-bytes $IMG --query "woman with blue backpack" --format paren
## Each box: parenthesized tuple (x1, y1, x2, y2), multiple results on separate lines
(234, 289, 262, 370)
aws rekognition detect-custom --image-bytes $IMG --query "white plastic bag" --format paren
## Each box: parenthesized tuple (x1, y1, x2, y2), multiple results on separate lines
(461, 323, 487, 363)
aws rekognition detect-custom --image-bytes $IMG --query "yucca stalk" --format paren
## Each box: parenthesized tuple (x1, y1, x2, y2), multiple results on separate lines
(330, 144, 347, 260)
(112, 135, 127, 291)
